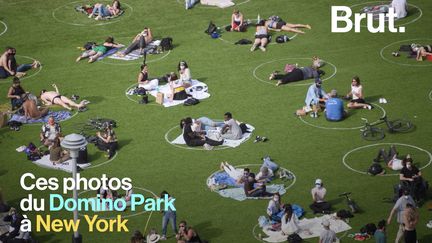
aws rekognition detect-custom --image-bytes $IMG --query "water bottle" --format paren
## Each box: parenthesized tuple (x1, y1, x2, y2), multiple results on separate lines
(257, 14, 260, 24)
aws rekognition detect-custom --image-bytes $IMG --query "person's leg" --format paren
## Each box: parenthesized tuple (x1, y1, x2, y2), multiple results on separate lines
(260, 38, 268, 47)
(139, 35, 146, 50)
(161, 212, 169, 237)
(251, 39, 260, 51)
(170, 212, 177, 234)
(53, 98, 72, 110)
(123, 40, 140, 55)
(278, 69, 304, 86)
(281, 25, 305, 34)
(205, 137, 224, 146)
(395, 223, 404, 243)
(108, 142, 118, 158)
(188, 138, 206, 147)
(89, 52, 103, 63)
(248, 188, 265, 197)
(285, 23, 311, 29)
(16, 64, 33, 73)
(60, 96, 84, 109)
(374, 148, 387, 162)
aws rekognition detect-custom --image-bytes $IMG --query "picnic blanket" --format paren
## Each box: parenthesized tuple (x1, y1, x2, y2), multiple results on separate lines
(261, 214, 351, 242)
(9, 111, 72, 124)
(171, 124, 254, 147)
(108, 40, 162, 61)
(361, 5, 391, 20)
(201, 0, 235, 8)
(217, 184, 286, 201)
(149, 80, 210, 107)
(33, 155, 91, 173)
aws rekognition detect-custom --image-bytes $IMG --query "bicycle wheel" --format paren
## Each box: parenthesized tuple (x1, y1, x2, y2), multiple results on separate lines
(389, 119, 412, 132)
(362, 128, 385, 141)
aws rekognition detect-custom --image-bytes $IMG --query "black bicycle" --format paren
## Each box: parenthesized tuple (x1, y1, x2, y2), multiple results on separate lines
(339, 192, 359, 214)
(360, 115, 412, 141)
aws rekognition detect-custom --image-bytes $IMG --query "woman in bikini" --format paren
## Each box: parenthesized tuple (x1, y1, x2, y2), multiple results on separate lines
(265, 15, 311, 34)
(40, 84, 88, 110)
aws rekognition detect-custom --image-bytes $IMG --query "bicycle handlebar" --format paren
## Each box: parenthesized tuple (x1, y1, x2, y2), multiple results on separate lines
(339, 192, 352, 197)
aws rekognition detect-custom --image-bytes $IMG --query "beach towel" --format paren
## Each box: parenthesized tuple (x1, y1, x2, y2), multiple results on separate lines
(260, 214, 351, 242)
(171, 124, 254, 147)
(9, 111, 72, 124)
(361, 5, 391, 20)
(148, 80, 210, 107)
(108, 40, 162, 61)
(217, 184, 286, 201)
(201, 0, 235, 8)
(33, 155, 91, 173)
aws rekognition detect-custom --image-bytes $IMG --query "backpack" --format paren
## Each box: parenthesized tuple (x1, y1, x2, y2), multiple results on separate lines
(287, 233, 303, 243)
(205, 21, 217, 35)
(368, 163, 383, 176)
(184, 98, 200, 106)
(160, 37, 173, 51)
(337, 209, 354, 219)
(276, 35, 290, 43)
(239, 123, 250, 134)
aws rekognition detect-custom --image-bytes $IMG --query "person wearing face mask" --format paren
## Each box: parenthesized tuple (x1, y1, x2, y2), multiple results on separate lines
(400, 158, 425, 202)
(387, 190, 415, 243)
(305, 78, 329, 118)
(178, 61, 192, 88)
(309, 179, 331, 214)
(267, 193, 283, 221)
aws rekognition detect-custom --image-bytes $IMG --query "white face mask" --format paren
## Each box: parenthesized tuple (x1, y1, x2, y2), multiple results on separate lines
(404, 196, 409, 199)
(315, 184, 321, 188)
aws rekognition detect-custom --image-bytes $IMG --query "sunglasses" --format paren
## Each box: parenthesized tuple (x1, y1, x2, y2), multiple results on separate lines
(179, 225, 185, 227)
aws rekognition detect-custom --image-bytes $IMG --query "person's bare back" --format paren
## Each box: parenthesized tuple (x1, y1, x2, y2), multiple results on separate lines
(22, 99, 48, 119)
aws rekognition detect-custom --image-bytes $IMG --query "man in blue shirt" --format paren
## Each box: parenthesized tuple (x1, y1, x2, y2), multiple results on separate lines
(325, 89, 345, 121)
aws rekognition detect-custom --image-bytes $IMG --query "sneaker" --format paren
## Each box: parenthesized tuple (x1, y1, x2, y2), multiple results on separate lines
(382, 98, 387, 104)
(203, 143, 214, 150)
(259, 46, 266, 52)
(310, 112, 318, 118)
(250, 45, 257, 52)
(254, 136, 262, 143)
(427, 221, 432, 229)
(261, 137, 268, 142)
(365, 105, 372, 110)
(160, 235, 167, 241)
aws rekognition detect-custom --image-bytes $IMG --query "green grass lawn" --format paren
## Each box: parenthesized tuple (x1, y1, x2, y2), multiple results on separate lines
(1, 0, 432, 242)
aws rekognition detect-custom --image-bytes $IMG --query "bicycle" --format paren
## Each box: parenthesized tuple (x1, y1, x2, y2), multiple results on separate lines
(339, 192, 359, 214)
(360, 115, 412, 141)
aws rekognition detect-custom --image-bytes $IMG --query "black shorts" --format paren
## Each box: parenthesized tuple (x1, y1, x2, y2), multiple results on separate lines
(276, 21, 286, 29)
(255, 34, 268, 39)
(350, 98, 365, 104)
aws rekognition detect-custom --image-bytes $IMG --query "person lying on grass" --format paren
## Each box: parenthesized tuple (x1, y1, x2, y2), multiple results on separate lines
(269, 56, 325, 86)
(374, 145, 406, 171)
(76, 36, 123, 63)
(118, 27, 153, 57)
(180, 117, 224, 150)
(88, 0, 121, 20)
(40, 84, 89, 110)
(413, 45, 432, 61)
(251, 20, 269, 52)
(0, 46, 40, 79)
(265, 15, 311, 34)
(345, 76, 372, 110)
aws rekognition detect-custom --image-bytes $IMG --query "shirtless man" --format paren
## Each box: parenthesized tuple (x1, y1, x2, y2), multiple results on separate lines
(22, 94, 49, 119)
(40, 84, 88, 110)
(0, 47, 40, 79)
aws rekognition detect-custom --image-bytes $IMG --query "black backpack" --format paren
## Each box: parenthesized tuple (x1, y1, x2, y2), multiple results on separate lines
(184, 98, 200, 106)
(77, 147, 88, 164)
(239, 123, 250, 134)
(205, 21, 217, 35)
(337, 209, 354, 219)
(276, 35, 290, 43)
(368, 163, 383, 176)
(287, 233, 303, 243)
(160, 37, 173, 51)
(84, 42, 95, 50)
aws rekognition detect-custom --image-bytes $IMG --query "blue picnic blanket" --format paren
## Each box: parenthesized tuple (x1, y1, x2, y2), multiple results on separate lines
(9, 111, 72, 124)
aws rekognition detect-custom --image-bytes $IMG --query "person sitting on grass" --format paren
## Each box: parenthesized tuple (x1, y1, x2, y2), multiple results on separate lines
(221, 112, 243, 140)
(400, 158, 426, 202)
(281, 204, 305, 236)
(88, 0, 121, 20)
(256, 166, 274, 183)
(270, 58, 325, 86)
(176, 221, 202, 243)
(0, 208, 23, 243)
(7, 77, 26, 110)
(267, 193, 283, 222)
(22, 93, 49, 119)
(345, 76, 372, 110)
(325, 89, 345, 122)
(49, 138, 70, 166)
(319, 219, 338, 243)
(96, 122, 118, 159)
(40, 84, 88, 110)
(305, 78, 329, 118)
(40, 116, 62, 147)
(76, 37, 123, 63)
(251, 20, 268, 52)
(136, 64, 159, 90)
(178, 61, 192, 87)
(181, 117, 224, 150)
(119, 27, 153, 57)
(415, 45, 432, 61)
(169, 77, 188, 102)
(265, 15, 311, 34)
(228, 9, 246, 32)
(310, 179, 331, 214)
(0, 47, 40, 79)
(244, 173, 272, 197)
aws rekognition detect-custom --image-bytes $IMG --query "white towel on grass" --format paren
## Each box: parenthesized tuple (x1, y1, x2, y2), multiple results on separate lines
(261, 214, 351, 242)
(171, 124, 254, 147)
(201, 0, 235, 8)
(33, 155, 91, 173)
(148, 80, 210, 107)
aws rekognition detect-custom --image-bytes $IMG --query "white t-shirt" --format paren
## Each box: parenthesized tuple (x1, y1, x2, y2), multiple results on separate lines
(389, 158, 404, 171)
(391, 0, 407, 19)
(351, 85, 363, 100)
(224, 119, 242, 139)
(281, 214, 300, 235)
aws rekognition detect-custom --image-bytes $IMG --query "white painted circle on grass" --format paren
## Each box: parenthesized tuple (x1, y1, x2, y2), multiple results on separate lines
(86, 150, 118, 169)
(298, 103, 386, 130)
(0, 55, 45, 82)
(77, 186, 157, 219)
(429, 90, 432, 101)
(165, 123, 252, 151)
(0, 21, 7, 37)
(380, 38, 432, 67)
(252, 58, 337, 87)
(342, 143, 432, 176)
(207, 163, 296, 200)
(52, 1, 133, 26)
(100, 50, 171, 66)
(339, 1, 422, 27)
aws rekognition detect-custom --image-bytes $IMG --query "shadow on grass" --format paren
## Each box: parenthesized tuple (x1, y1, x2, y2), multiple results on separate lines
(33, 233, 62, 243)
(194, 220, 223, 240)
(84, 96, 104, 104)
(0, 169, 8, 176)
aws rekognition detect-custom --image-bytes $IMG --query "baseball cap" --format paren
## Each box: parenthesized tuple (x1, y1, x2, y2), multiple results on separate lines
(315, 179, 322, 185)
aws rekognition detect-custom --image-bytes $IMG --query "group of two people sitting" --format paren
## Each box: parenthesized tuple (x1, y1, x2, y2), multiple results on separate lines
(7, 79, 88, 119)
(180, 112, 243, 150)
(0, 46, 40, 79)
(87, 0, 121, 20)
